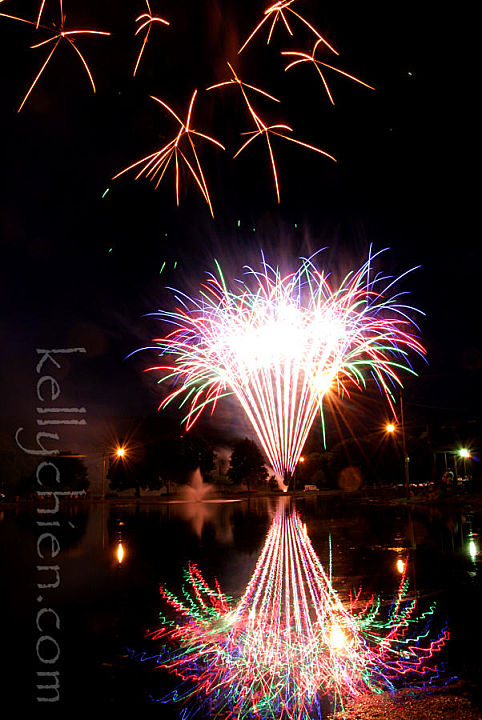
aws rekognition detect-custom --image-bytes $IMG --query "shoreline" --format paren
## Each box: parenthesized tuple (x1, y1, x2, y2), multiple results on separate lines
(2, 486, 482, 509)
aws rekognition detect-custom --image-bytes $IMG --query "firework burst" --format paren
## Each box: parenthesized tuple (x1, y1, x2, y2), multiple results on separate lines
(143, 249, 424, 479)
(238, 0, 338, 56)
(208, 63, 336, 202)
(113, 90, 225, 217)
(133, 0, 169, 77)
(282, 39, 375, 105)
(0, 0, 110, 111)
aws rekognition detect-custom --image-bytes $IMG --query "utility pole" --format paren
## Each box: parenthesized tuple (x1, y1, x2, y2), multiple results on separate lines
(400, 390, 410, 497)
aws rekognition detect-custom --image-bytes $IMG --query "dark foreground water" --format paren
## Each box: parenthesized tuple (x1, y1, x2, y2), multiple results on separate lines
(1, 494, 481, 715)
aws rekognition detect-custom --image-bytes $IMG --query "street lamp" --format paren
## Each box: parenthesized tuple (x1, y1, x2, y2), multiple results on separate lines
(102, 446, 128, 500)
(399, 391, 410, 496)
(385, 393, 410, 496)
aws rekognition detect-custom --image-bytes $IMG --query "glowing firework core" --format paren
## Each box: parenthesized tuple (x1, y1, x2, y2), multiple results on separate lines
(146, 250, 424, 479)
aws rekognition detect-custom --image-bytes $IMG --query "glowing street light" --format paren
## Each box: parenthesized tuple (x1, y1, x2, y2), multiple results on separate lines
(385, 423, 395, 434)
(396, 558, 405, 574)
(116, 541, 125, 564)
(458, 448, 471, 479)
(102, 445, 128, 501)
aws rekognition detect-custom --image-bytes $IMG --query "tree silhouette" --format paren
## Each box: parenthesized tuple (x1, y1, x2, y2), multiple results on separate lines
(228, 438, 268, 492)
(18, 452, 89, 496)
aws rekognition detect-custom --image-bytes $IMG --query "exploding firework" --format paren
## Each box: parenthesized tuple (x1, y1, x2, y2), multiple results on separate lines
(0, 0, 110, 111)
(148, 507, 448, 718)
(144, 249, 425, 480)
(113, 90, 225, 217)
(282, 39, 375, 105)
(208, 63, 336, 203)
(133, 0, 169, 77)
(238, 0, 338, 56)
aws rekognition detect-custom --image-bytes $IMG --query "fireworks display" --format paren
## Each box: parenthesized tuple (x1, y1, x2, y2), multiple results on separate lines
(0, 0, 373, 210)
(0, 0, 471, 715)
(145, 250, 424, 479)
(208, 63, 336, 203)
(148, 507, 448, 718)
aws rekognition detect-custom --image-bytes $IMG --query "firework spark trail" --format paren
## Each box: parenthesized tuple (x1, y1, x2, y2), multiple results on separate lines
(113, 90, 225, 216)
(133, 0, 169, 76)
(149, 507, 448, 719)
(0, 0, 110, 111)
(143, 250, 425, 479)
(238, 0, 338, 56)
(282, 39, 375, 105)
(207, 63, 336, 202)
(36, 0, 50, 29)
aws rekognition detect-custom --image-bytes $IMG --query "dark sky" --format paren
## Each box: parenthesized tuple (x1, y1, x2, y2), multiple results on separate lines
(0, 0, 478, 448)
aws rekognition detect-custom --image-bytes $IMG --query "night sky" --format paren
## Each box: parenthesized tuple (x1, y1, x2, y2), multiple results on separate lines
(0, 0, 478, 469)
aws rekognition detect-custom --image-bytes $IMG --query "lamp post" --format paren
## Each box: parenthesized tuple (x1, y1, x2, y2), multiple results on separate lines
(399, 391, 410, 497)
(385, 391, 410, 497)
(101, 446, 127, 502)
(101, 446, 127, 550)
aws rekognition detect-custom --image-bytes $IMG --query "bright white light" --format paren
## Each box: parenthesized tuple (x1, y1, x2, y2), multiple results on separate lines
(329, 625, 347, 650)
(312, 371, 333, 395)
(396, 558, 405, 574)
(117, 542, 125, 563)
(468, 540, 477, 560)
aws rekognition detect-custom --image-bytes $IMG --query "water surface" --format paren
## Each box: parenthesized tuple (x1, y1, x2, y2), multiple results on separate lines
(1, 495, 481, 711)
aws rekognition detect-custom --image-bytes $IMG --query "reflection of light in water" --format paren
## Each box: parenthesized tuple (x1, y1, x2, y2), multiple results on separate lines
(180, 467, 214, 502)
(117, 542, 125, 564)
(468, 540, 477, 560)
(396, 558, 405, 574)
(169, 499, 242, 542)
(152, 507, 449, 717)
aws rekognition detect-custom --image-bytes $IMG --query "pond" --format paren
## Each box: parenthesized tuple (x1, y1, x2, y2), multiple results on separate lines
(1, 494, 481, 715)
